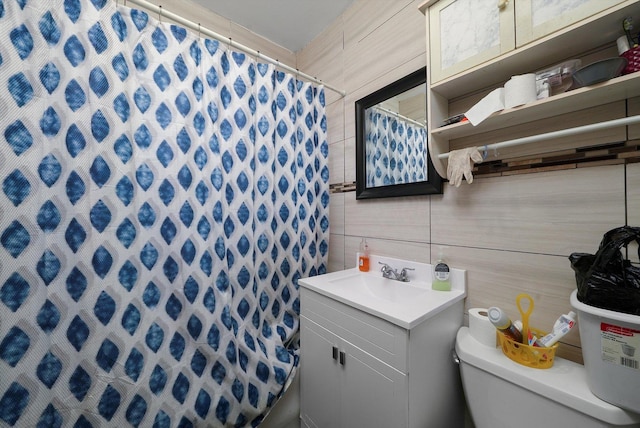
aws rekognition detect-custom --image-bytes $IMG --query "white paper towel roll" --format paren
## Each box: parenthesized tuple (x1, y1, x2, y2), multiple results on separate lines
(504, 73, 537, 109)
(469, 308, 497, 347)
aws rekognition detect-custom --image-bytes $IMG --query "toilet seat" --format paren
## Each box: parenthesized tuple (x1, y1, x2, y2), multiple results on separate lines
(456, 327, 640, 426)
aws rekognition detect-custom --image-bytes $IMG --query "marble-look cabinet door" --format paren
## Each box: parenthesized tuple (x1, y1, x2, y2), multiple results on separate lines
(515, 0, 627, 47)
(428, 0, 516, 83)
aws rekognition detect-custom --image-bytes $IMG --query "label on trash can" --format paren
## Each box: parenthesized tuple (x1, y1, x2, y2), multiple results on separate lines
(600, 323, 640, 370)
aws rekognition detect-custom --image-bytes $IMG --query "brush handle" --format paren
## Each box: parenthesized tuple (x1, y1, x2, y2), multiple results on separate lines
(623, 17, 635, 47)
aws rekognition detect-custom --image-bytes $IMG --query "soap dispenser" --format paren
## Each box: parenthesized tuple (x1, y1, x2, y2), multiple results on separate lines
(358, 238, 370, 272)
(432, 247, 451, 291)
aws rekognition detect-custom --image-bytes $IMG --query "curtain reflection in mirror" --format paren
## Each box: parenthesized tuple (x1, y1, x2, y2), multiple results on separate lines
(365, 106, 428, 187)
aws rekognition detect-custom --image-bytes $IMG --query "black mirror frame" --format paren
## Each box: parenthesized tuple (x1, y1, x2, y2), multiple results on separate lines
(355, 67, 442, 199)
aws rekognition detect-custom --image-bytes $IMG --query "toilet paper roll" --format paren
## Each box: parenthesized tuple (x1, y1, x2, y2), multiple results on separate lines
(469, 308, 497, 347)
(464, 87, 505, 126)
(504, 73, 537, 109)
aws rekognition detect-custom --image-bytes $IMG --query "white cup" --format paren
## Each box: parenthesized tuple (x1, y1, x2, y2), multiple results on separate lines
(617, 35, 631, 55)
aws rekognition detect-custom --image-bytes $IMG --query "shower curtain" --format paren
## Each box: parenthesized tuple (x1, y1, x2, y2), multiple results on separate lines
(0, 0, 329, 426)
(365, 107, 427, 187)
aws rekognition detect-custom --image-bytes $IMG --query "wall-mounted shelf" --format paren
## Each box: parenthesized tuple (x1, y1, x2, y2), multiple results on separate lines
(421, 0, 640, 179)
(431, 72, 640, 141)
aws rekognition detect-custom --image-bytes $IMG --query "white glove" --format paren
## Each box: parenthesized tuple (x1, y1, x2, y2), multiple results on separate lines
(446, 147, 484, 187)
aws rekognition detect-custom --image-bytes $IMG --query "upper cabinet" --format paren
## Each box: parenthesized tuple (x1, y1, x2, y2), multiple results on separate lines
(516, 0, 627, 47)
(429, 0, 515, 83)
(421, 0, 640, 178)
(429, 0, 627, 84)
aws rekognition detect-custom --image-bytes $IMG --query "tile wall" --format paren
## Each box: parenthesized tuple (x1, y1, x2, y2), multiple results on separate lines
(297, 0, 640, 363)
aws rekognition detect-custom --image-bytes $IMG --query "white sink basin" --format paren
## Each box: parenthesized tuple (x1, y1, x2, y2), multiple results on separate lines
(299, 255, 466, 329)
(327, 272, 429, 304)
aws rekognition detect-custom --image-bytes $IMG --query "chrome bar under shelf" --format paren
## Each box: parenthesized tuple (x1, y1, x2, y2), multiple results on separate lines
(438, 115, 640, 160)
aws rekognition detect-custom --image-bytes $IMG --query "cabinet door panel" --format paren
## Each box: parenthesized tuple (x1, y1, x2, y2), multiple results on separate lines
(301, 289, 408, 372)
(429, 0, 516, 83)
(515, 0, 627, 47)
(340, 341, 408, 428)
(300, 317, 341, 428)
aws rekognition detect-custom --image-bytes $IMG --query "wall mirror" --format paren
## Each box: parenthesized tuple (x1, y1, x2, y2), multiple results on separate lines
(355, 67, 442, 199)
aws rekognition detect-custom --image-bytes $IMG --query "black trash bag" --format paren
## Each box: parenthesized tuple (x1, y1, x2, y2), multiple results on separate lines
(569, 226, 640, 316)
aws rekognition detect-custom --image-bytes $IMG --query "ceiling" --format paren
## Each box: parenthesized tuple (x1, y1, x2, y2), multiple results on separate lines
(190, 0, 355, 52)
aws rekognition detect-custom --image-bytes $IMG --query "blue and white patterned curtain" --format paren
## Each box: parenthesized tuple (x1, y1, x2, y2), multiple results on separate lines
(0, 0, 329, 427)
(365, 108, 427, 187)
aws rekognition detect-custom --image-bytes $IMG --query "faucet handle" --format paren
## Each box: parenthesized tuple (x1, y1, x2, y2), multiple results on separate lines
(378, 262, 391, 273)
(399, 267, 415, 282)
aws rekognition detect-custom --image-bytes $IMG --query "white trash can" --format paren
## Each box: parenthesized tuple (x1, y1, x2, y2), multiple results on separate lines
(570, 290, 640, 414)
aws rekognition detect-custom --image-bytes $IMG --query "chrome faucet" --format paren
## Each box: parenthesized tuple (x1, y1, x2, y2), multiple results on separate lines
(378, 262, 414, 282)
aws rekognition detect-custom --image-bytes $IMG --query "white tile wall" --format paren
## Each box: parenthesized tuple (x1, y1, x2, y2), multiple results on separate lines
(296, 0, 639, 363)
(431, 165, 626, 255)
(345, 192, 431, 243)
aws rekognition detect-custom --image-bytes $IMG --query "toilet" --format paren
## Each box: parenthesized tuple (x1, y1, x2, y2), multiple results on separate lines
(455, 327, 640, 428)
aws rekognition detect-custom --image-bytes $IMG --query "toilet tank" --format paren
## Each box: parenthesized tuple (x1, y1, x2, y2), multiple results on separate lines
(455, 327, 640, 428)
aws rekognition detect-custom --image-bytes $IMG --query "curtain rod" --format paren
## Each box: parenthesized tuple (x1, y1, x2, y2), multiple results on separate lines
(120, 0, 346, 97)
(438, 115, 640, 160)
(373, 105, 426, 128)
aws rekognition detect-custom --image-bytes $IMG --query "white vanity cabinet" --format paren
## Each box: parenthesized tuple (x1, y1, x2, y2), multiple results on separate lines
(299, 302, 407, 428)
(428, 0, 626, 83)
(299, 287, 465, 428)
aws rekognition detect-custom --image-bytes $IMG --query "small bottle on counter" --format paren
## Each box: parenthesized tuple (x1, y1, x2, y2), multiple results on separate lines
(432, 247, 451, 291)
(358, 238, 370, 272)
(488, 307, 523, 343)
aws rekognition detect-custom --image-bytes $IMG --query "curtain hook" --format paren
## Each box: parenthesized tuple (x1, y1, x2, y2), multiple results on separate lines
(158, 5, 162, 22)
(197, 23, 201, 39)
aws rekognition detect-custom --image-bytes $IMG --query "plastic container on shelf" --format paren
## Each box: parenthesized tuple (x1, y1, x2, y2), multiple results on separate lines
(535, 59, 581, 99)
(497, 327, 558, 369)
(621, 45, 640, 75)
(570, 290, 640, 413)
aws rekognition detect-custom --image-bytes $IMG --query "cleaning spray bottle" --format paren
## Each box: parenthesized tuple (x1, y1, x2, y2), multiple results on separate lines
(432, 247, 451, 291)
(358, 238, 370, 272)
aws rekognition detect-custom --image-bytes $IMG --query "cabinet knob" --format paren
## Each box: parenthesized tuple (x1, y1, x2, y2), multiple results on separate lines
(332, 346, 338, 361)
(497, 0, 508, 10)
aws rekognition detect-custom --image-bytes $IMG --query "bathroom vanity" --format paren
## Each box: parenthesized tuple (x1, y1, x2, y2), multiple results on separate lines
(298, 256, 466, 428)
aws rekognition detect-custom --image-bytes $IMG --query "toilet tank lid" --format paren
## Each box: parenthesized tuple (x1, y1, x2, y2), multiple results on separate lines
(456, 327, 640, 425)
